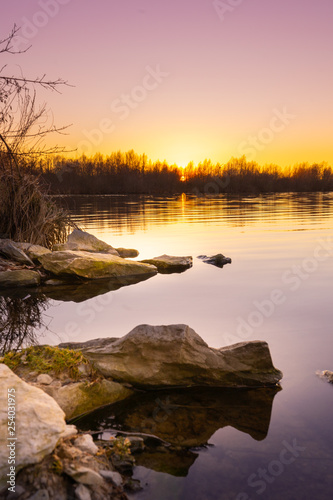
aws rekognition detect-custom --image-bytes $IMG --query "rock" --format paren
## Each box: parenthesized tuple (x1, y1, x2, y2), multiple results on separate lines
(75, 484, 92, 500)
(26, 490, 49, 500)
(197, 253, 232, 267)
(0, 364, 74, 489)
(99, 470, 123, 487)
(36, 373, 53, 385)
(7, 485, 26, 499)
(43, 279, 64, 286)
(0, 239, 34, 265)
(39, 250, 157, 280)
(115, 248, 139, 258)
(64, 466, 104, 486)
(14, 242, 51, 262)
(74, 434, 98, 455)
(316, 370, 333, 384)
(140, 255, 193, 274)
(61, 324, 282, 388)
(50, 379, 133, 419)
(53, 229, 119, 255)
(127, 436, 145, 453)
(61, 425, 78, 439)
(0, 269, 41, 288)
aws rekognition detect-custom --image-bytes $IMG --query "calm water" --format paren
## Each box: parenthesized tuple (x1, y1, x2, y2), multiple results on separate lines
(2, 193, 333, 499)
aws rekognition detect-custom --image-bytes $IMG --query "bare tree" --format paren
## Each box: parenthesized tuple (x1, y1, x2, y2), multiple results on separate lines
(0, 24, 72, 168)
(0, 26, 74, 247)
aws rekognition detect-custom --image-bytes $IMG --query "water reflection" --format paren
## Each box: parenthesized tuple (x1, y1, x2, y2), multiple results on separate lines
(74, 386, 280, 476)
(0, 295, 49, 354)
(56, 193, 333, 234)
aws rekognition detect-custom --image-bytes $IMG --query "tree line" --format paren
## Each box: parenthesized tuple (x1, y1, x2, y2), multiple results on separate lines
(26, 151, 333, 195)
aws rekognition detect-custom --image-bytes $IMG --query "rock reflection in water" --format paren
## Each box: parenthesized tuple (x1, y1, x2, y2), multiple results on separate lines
(74, 386, 280, 476)
(36, 273, 156, 303)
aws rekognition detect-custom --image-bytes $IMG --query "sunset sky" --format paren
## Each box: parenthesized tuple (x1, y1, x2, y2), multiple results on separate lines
(1, 0, 332, 167)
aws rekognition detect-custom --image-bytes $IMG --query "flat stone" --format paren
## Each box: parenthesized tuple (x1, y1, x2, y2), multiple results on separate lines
(36, 374, 53, 385)
(140, 255, 193, 273)
(39, 250, 157, 280)
(0, 269, 41, 288)
(99, 470, 123, 487)
(74, 434, 99, 455)
(64, 466, 104, 486)
(61, 324, 282, 389)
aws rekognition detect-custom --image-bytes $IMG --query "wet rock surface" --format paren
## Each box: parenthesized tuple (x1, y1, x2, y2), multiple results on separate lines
(197, 253, 232, 267)
(60, 324, 283, 388)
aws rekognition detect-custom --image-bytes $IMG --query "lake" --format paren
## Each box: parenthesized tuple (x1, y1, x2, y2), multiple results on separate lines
(3, 193, 333, 499)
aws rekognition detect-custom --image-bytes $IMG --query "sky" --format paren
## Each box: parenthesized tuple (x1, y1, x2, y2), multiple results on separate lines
(1, 0, 332, 168)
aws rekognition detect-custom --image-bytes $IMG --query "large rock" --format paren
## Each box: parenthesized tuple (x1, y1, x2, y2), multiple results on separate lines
(0, 269, 41, 288)
(39, 250, 157, 280)
(0, 364, 74, 488)
(140, 255, 193, 274)
(59, 324, 282, 388)
(53, 229, 119, 255)
(0, 239, 34, 265)
(14, 242, 51, 262)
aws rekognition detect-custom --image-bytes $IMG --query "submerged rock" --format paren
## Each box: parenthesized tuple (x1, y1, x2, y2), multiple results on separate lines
(0, 269, 41, 288)
(197, 253, 232, 267)
(39, 250, 157, 280)
(0, 364, 74, 489)
(53, 229, 119, 255)
(140, 255, 193, 274)
(59, 324, 282, 388)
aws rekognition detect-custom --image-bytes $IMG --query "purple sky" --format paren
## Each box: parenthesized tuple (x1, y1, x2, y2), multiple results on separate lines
(1, 0, 332, 166)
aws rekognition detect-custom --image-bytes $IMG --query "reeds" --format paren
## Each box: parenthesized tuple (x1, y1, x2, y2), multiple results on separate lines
(0, 163, 74, 248)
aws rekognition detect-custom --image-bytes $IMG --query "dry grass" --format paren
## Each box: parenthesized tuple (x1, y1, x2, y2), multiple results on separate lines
(0, 165, 75, 248)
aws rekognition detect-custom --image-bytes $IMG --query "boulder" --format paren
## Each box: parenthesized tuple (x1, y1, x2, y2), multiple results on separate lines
(0, 269, 41, 288)
(53, 229, 119, 256)
(0, 239, 34, 265)
(197, 254, 232, 267)
(140, 255, 193, 274)
(115, 248, 139, 258)
(45, 378, 134, 419)
(14, 242, 51, 262)
(59, 324, 282, 388)
(39, 250, 157, 280)
(0, 364, 74, 489)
